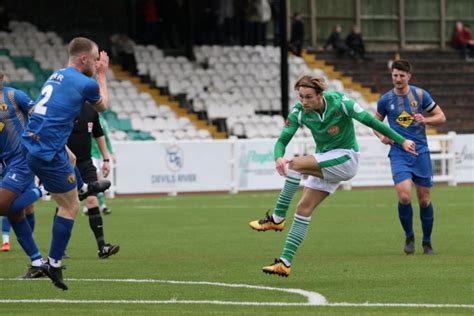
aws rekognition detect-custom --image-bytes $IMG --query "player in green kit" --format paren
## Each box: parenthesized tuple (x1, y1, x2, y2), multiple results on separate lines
(249, 75, 417, 277)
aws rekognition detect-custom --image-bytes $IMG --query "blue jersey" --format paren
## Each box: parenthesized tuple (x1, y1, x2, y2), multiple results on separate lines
(22, 67, 101, 161)
(377, 85, 436, 156)
(0, 87, 34, 166)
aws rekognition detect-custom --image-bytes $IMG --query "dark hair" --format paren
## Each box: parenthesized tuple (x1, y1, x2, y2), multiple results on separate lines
(294, 75, 327, 94)
(68, 37, 97, 57)
(391, 59, 412, 73)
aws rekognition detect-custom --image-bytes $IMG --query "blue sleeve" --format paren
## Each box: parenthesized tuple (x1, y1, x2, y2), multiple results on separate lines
(377, 96, 387, 117)
(14, 89, 34, 114)
(83, 79, 101, 104)
(421, 89, 435, 111)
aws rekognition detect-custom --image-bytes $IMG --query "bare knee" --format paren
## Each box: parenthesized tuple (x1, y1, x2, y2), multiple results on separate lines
(398, 191, 411, 205)
(288, 160, 302, 173)
(418, 196, 431, 208)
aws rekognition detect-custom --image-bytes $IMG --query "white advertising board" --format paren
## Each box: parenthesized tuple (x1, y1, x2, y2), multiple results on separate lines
(115, 141, 232, 193)
(453, 134, 474, 183)
(235, 139, 290, 191)
(345, 136, 393, 186)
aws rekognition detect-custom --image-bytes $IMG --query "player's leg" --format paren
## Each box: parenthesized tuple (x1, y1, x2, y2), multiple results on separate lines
(249, 155, 322, 232)
(413, 152, 435, 254)
(93, 157, 111, 215)
(26, 149, 77, 290)
(262, 187, 329, 277)
(262, 149, 359, 276)
(2, 216, 11, 251)
(415, 185, 434, 254)
(79, 159, 119, 259)
(1, 165, 47, 214)
(394, 178, 415, 254)
(67, 148, 111, 201)
(24, 205, 36, 232)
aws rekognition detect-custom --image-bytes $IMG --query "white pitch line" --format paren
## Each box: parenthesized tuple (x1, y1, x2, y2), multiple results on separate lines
(0, 278, 326, 306)
(0, 278, 473, 309)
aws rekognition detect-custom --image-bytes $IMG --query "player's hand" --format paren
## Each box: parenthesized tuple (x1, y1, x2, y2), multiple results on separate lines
(96, 51, 109, 75)
(275, 157, 289, 177)
(402, 139, 417, 155)
(380, 136, 394, 145)
(413, 113, 425, 124)
(102, 161, 110, 178)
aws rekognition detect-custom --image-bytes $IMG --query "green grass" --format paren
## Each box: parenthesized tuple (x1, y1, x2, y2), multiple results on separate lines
(0, 186, 473, 315)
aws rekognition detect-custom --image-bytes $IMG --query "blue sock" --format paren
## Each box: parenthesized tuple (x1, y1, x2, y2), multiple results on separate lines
(9, 188, 42, 214)
(2, 216, 11, 235)
(420, 203, 434, 243)
(398, 202, 414, 238)
(26, 213, 36, 232)
(49, 216, 74, 261)
(10, 218, 42, 261)
(75, 166, 84, 190)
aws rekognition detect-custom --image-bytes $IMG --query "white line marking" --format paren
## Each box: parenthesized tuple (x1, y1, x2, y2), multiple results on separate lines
(0, 278, 326, 306)
(0, 278, 472, 309)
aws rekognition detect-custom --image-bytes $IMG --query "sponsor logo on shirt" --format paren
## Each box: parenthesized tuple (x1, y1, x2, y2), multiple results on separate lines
(396, 110, 414, 128)
(327, 125, 340, 135)
(332, 110, 341, 118)
(0, 103, 8, 111)
(0, 121, 4, 132)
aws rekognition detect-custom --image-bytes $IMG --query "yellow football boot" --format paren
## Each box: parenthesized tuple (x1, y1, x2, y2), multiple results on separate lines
(249, 212, 285, 232)
(262, 258, 291, 277)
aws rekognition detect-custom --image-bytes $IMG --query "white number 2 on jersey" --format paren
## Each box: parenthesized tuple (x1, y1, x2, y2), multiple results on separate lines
(33, 85, 53, 115)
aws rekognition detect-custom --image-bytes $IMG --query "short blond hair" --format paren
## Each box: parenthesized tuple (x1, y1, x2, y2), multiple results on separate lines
(294, 75, 328, 94)
(68, 37, 97, 57)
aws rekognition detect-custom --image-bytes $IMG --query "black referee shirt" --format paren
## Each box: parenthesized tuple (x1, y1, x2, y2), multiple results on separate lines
(67, 103, 104, 161)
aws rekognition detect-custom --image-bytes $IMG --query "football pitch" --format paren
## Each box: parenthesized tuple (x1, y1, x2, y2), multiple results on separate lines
(0, 185, 472, 315)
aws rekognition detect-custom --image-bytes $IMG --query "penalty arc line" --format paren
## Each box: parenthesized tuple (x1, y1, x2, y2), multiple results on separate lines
(0, 278, 473, 309)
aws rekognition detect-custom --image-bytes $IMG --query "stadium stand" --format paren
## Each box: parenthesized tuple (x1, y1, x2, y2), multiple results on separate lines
(0, 21, 216, 142)
(134, 44, 378, 139)
(309, 50, 474, 134)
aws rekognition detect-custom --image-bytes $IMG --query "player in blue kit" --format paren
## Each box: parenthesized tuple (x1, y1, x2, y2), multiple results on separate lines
(22, 37, 110, 290)
(0, 72, 49, 278)
(375, 60, 446, 255)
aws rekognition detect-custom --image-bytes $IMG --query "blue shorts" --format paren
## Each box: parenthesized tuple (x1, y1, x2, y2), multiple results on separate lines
(0, 160, 36, 195)
(390, 151, 433, 187)
(27, 149, 76, 194)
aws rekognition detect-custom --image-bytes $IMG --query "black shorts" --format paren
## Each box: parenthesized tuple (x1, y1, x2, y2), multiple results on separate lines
(76, 159, 98, 184)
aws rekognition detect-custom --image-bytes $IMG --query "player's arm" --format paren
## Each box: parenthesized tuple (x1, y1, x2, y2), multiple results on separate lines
(13, 89, 34, 114)
(343, 100, 416, 155)
(274, 112, 299, 176)
(96, 136, 111, 177)
(91, 51, 109, 112)
(101, 119, 114, 156)
(372, 112, 394, 145)
(92, 112, 110, 176)
(414, 105, 446, 126)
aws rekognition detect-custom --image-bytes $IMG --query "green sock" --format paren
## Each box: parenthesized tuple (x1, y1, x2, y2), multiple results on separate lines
(98, 192, 105, 209)
(280, 214, 311, 265)
(273, 170, 301, 219)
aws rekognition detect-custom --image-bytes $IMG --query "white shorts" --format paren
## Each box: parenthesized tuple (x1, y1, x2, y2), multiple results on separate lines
(304, 149, 360, 194)
(92, 157, 102, 171)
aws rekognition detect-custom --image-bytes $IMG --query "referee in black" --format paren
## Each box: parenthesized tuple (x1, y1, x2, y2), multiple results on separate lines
(67, 103, 119, 259)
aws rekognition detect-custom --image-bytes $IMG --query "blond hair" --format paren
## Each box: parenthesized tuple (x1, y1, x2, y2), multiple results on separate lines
(294, 75, 328, 94)
(68, 37, 97, 57)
